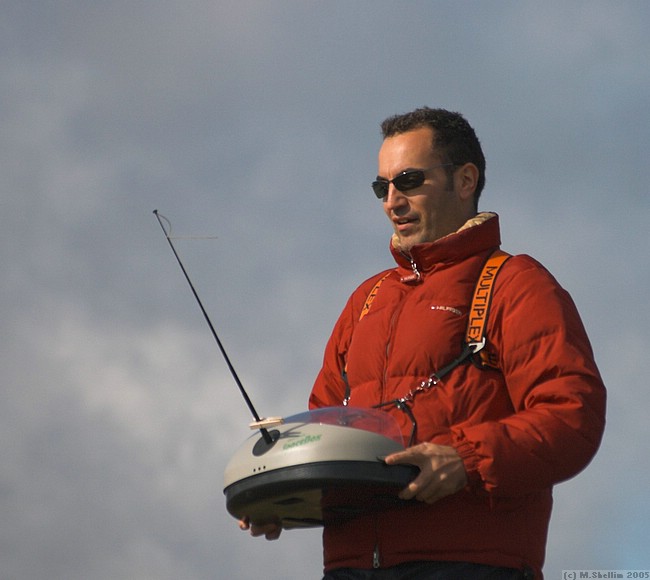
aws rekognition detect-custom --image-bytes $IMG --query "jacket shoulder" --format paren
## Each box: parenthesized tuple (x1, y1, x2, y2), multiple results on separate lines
(495, 253, 562, 289)
(350, 268, 396, 305)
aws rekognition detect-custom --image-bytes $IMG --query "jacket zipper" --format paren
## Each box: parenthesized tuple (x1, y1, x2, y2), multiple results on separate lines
(372, 543, 381, 568)
(375, 254, 420, 568)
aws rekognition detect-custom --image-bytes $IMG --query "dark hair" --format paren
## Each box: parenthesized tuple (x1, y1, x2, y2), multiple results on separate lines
(380, 107, 486, 207)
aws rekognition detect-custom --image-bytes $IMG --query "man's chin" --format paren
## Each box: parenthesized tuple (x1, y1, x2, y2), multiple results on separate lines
(393, 233, 419, 254)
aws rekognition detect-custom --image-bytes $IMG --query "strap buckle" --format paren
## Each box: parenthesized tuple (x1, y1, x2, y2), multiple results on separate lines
(468, 338, 486, 354)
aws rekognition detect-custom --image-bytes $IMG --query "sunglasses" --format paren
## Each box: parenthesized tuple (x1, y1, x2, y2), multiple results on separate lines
(371, 163, 455, 199)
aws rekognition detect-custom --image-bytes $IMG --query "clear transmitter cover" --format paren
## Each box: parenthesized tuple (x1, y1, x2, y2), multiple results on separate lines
(282, 406, 406, 447)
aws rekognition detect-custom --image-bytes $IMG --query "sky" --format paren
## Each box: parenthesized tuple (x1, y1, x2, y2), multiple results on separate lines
(1, 1, 648, 578)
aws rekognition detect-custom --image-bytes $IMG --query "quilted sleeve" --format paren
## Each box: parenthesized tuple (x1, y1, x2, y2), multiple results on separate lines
(452, 255, 606, 496)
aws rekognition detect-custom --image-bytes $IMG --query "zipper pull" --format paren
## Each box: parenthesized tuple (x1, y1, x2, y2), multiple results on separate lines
(372, 544, 381, 568)
(400, 257, 422, 284)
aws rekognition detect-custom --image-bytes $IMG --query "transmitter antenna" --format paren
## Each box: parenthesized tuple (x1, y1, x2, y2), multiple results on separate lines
(153, 210, 273, 444)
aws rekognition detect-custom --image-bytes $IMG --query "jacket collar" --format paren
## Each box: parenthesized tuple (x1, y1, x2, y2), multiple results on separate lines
(390, 212, 501, 281)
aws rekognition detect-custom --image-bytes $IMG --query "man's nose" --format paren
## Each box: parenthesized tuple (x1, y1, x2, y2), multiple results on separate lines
(383, 185, 407, 210)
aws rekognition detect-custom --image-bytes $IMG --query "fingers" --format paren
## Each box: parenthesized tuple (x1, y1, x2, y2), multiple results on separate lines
(399, 468, 460, 503)
(251, 523, 282, 541)
(383, 447, 413, 465)
(385, 443, 434, 467)
(238, 517, 282, 540)
(386, 443, 468, 504)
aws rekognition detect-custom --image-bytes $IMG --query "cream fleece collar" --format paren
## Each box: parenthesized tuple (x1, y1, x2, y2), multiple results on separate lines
(456, 211, 497, 233)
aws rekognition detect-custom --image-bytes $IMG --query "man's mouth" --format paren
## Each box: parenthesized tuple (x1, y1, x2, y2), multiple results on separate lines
(393, 216, 418, 232)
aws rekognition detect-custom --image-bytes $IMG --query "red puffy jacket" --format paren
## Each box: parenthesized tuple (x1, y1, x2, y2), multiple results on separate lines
(309, 214, 606, 579)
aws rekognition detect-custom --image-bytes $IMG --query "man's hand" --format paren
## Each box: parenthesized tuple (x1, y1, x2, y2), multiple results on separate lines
(238, 517, 282, 540)
(385, 442, 468, 504)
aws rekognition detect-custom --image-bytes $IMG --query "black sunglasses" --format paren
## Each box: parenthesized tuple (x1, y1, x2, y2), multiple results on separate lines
(371, 163, 455, 199)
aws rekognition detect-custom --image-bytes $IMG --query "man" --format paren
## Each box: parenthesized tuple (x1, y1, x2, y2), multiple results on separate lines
(242, 108, 606, 579)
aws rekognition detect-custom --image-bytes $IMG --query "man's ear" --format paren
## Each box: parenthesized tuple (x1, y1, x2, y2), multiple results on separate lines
(454, 163, 479, 202)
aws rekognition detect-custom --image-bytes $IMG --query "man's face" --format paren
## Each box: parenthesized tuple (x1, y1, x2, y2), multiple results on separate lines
(377, 127, 467, 253)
